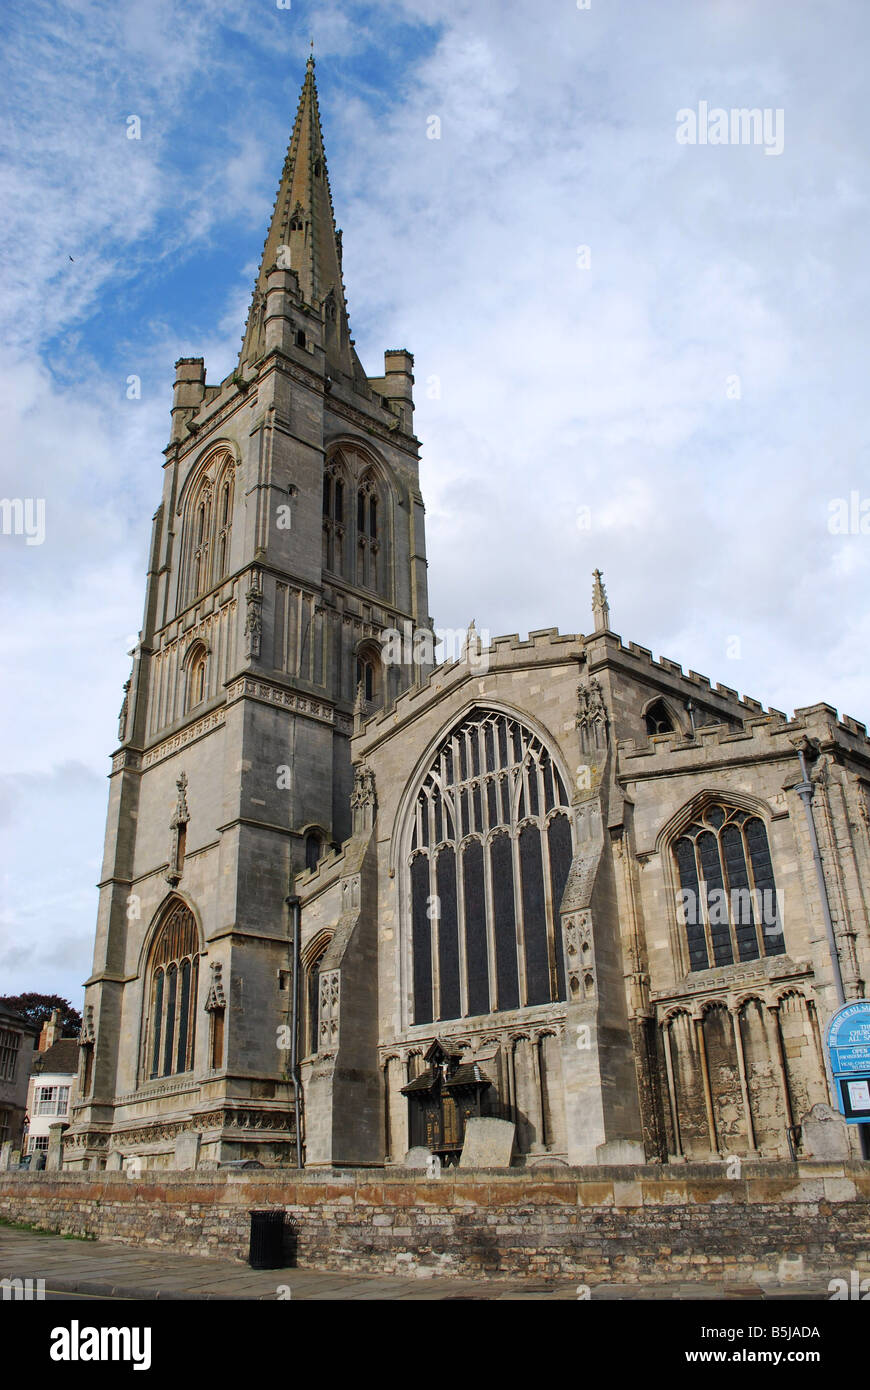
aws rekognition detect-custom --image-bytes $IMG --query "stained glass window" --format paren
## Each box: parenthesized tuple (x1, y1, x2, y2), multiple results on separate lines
(673, 804, 784, 972)
(409, 709, 573, 1022)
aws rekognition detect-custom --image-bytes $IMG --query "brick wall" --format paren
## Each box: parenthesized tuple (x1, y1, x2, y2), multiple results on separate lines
(1, 1162, 869, 1284)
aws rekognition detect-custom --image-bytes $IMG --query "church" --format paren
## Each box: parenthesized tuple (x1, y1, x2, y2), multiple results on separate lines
(64, 58, 870, 1173)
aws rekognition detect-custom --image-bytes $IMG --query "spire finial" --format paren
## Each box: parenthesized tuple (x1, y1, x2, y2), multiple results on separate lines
(307, 37, 315, 70)
(463, 618, 481, 662)
(591, 568, 610, 632)
(238, 53, 354, 377)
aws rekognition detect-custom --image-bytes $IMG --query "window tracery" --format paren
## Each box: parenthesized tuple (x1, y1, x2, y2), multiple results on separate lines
(408, 709, 574, 1023)
(183, 450, 235, 605)
(672, 802, 784, 970)
(143, 900, 200, 1081)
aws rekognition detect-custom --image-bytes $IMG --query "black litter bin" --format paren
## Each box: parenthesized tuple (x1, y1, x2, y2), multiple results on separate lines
(248, 1208, 286, 1269)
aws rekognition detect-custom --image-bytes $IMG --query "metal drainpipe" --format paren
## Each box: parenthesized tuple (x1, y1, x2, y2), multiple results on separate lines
(794, 744, 846, 1009)
(285, 891, 303, 1168)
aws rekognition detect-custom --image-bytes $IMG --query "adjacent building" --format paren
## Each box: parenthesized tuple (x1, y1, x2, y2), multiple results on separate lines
(23, 1012, 78, 1158)
(0, 1006, 39, 1157)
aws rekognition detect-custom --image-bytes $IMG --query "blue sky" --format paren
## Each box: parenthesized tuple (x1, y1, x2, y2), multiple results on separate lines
(1, 0, 869, 1009)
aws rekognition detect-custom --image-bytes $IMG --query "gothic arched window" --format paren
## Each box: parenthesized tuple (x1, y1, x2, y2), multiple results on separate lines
(356, 651, 379, 705)
(143, 900, 200, 1080)
(408, 709, 574, 1024)
(305, 831, 324, 872)
(186, 644, 208, 712)
(645, 699, 675, 736)
(215, 466, 233, 581)
(673, 802, 784, 971)
(182, 449, 235, 607)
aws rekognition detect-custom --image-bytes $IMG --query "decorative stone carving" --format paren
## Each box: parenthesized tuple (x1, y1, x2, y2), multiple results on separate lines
(166, 770, 190, 887)
(244, 571, 264, 660)
(350, 764, 376, 835)
(205, 962, 226, 1012)
(563, 911, 595, 1001)
(341, 874, 361, 912)
(319, 969, 340, 1049)
(118, 678, 131, 742)
(591, 568, 610, 631)
(576, 676, 608, 754)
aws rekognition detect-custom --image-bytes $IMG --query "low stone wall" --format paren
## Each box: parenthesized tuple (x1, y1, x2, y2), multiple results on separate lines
(2, 1162, 869, 1284)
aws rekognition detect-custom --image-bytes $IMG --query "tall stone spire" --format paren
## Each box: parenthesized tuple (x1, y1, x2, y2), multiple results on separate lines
(238, 54, 354, 378)
(591, 568, 610, 632)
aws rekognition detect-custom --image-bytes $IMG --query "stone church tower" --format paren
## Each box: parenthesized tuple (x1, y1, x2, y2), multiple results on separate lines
(66, 57, 431, 1168)
(67, 60, 870, 1174)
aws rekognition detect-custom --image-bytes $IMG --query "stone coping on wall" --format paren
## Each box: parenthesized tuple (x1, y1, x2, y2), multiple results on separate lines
(2, 1158, 868, 1202)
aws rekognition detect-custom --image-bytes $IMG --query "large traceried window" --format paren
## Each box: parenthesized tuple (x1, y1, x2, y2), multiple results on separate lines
(673, 803, 785, 971)
(143, 899, 200, 1080)
(408, 709, 574, 1024)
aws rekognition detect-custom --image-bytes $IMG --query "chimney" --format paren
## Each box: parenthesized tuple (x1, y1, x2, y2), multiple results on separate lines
(38, 1009, 62, 1052)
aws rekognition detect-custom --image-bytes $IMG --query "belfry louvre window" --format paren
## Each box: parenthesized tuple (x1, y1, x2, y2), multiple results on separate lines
(409, 709, 574, 1023)
(183, 451, 234, 605)
(673, 803, 785, 971)
(144, 900, 200, 1080)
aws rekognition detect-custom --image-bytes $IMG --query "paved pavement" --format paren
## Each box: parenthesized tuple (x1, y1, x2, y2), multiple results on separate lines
(0, 1228, 837, 1300)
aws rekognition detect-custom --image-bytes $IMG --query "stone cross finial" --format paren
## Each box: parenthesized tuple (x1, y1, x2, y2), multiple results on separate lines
(591, 569, 610, 632)
(171, 771, 190, 829)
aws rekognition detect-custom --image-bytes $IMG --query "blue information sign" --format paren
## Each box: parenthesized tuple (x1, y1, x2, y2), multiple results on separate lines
(826, 1000, 870, 1124)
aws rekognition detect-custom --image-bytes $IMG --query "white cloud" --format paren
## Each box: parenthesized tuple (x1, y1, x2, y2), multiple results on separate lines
(2, 0, 869, 1004)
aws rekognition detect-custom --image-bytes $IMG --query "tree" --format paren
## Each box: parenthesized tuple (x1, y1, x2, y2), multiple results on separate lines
(0, 994, 82, 1035)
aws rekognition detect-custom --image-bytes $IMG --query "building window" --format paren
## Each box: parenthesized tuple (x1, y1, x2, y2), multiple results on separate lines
(183, 450, 235, 606)
(305, 832, 324, 872)
(356, 652, 378, 704)
(35, 1086, 70, 1117)
(0, 1029, 21, 1082)
(186, 644, 208, 712)
(0, 1109, 11, 1144)
(216, 473, 233, 581)
(673, 803, 785, 971)
(27, 1135, 50, 1153)
(645, 699, 675, 735)
(408, 709, 574, 1024)
(143, 899, 200, 1080)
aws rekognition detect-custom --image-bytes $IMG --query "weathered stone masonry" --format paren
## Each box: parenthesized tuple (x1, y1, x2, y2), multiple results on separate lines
(3, 1163, 869, 1284)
